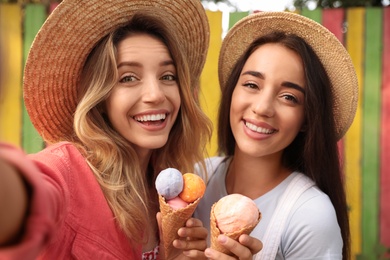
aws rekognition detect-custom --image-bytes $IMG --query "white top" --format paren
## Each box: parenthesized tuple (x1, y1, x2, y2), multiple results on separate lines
(194, 157, 343, 260)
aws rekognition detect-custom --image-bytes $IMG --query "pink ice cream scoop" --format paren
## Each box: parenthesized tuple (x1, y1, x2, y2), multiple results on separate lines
(167, 197, 189, 210)
(213, 194, 259, 233)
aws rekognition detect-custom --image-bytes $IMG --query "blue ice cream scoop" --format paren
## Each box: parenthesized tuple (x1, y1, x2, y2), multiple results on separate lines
(155, 168, 183, 200)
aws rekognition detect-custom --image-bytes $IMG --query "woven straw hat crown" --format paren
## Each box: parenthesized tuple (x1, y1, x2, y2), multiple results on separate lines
(219, 11, 358, 140)
(23, 0, 209, 144)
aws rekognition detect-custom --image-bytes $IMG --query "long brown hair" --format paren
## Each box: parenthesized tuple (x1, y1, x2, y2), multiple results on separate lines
(218, 31, 350, 260)
(73, 10, 211, 246)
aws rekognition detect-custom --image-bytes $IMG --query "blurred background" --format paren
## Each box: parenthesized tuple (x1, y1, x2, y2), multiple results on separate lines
(0, 0, 389, 259)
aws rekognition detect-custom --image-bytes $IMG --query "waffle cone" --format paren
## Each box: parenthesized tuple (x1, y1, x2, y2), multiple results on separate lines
(158, 194, 201, 259)
(210, 203, 261, 255)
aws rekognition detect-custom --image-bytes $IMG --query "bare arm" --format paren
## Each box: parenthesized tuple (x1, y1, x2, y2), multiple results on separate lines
(0, 158, 28, 245)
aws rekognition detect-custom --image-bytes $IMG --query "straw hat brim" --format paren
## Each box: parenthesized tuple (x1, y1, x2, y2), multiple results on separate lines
(23, 0, 209, 144)
(219, 11, 358, 140)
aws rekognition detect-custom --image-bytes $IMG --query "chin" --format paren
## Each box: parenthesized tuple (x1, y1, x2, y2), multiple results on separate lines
(143, 138, 169, 150)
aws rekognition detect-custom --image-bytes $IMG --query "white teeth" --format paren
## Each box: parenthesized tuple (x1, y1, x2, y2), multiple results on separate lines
(245, 122, 274, 134)
(135, 114, 166, 122)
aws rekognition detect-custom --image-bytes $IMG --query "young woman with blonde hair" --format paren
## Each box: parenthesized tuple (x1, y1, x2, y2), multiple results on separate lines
(0, 1, 211, 259)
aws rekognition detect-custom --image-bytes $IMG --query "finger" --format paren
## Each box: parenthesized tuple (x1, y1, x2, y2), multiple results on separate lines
(217, 235, 252, 259)
(204, 247, 235, 260)
(181, 249, 208, 259)
(185, 217, 203, 227)
(238, 234, 263, 255)
(177, 226, 208, 240)
(173, 237, 207, 251)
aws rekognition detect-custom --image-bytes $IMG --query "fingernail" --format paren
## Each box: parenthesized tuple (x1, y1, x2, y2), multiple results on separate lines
(218, 235, 227, 244)
(204, 248, 212, 257)
(178, 228, 186, 237)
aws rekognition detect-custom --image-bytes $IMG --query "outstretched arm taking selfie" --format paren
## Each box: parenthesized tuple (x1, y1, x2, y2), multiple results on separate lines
(0, 157, 28, 245)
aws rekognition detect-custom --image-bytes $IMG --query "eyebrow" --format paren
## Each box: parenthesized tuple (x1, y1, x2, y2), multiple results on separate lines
(117, 60, 174, 69)
(242, 70, 305, 94)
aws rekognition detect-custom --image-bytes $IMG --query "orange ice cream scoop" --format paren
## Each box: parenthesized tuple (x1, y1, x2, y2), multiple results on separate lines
(213, 194, 260, 233)
(178, 173, 206, 203)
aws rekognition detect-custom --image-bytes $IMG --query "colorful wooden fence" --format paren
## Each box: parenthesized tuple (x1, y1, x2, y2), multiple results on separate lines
(0, 3, 389, 259)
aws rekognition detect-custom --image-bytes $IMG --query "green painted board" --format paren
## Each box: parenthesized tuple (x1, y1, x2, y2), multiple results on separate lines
(22, 4, 46, 153)
(228, 12, 249, 29)
(301, 8, 322, 23)
(362, 7, 382, 258)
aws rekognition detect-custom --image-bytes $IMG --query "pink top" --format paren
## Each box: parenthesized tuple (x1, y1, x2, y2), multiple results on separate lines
(0, 142, 143, 259)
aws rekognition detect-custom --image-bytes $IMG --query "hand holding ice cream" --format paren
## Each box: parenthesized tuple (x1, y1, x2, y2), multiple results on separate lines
(155, 168, 206, 259)
(210, 194, 261, 255)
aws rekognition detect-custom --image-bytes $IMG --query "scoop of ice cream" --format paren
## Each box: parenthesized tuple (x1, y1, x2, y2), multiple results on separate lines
(167, 196, 189, 210)
(213, 194, 259, 233)
(155, 168, 183, 200)
(179, 173, 206, 203)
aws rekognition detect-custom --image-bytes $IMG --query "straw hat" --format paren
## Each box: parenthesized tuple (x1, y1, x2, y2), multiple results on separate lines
(219, 11, 358, 140)
(23, 0, 209, 144)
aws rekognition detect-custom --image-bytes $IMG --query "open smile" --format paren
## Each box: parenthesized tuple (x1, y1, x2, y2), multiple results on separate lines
(134, 113, 167, 126)
(245, 121, 276, 134)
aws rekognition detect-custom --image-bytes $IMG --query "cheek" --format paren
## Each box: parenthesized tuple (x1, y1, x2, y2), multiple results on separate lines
(230, 89, 241, 113)
(285, 109, 305, 133)
(167, 87, 181, 118)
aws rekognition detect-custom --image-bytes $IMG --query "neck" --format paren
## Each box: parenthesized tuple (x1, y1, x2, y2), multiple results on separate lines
(225, 150, 291, 199)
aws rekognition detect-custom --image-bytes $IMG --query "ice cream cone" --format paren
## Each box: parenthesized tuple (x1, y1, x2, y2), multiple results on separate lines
(158, 194, 201, 259)
(210, 202, 261, 255)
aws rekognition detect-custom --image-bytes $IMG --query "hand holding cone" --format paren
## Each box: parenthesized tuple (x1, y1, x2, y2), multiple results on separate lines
(155, 169, 205, 259)
(210, 194, 261, 255)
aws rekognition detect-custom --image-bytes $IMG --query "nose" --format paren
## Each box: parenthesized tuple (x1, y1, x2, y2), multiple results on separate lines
(252, 92, 275, 117)
(142, 78, 166, 104)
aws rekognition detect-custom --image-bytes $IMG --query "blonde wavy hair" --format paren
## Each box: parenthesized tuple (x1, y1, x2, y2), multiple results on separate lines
(73, 11, 212, 245)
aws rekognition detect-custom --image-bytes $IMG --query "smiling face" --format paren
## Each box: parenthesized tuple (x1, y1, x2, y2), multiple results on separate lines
(105, 33, 180, 155)
(230, 43, 306, 159)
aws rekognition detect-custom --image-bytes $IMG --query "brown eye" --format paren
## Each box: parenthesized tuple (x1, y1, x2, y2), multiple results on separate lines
(282, 94, 298, 104)
(161, 74, 176, 81)
(120, 75, 137, 83)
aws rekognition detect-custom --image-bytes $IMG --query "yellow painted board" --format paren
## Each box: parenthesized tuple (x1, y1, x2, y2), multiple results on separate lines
(199, 11, 223, 157)
(0, 4, 22, 145)
(344, 7, 364, 259)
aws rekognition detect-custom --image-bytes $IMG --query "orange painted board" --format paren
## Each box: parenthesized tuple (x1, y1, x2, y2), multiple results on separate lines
(322, 8, 346, 171)
(322, 8, 345, 42)
(49, 3, 59, 13)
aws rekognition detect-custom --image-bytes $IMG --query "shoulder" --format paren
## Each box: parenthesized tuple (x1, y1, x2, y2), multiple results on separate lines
(195, 156, 227, 179)
(29, 142, 85, 169)
(32, 141, 82, 158)
(205, 156, 226, 172)
(292, 186, 337, 224)
(281, 186, 343, 258)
